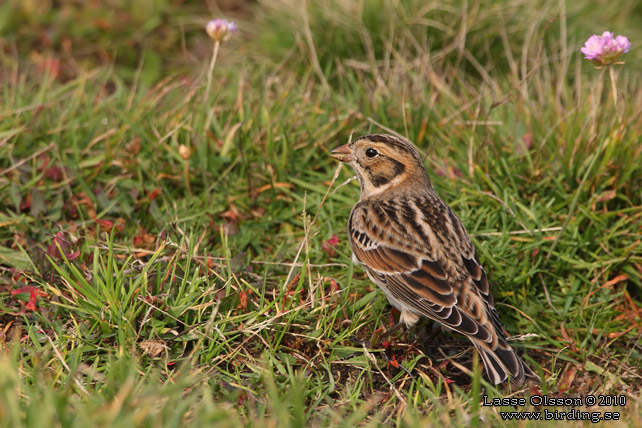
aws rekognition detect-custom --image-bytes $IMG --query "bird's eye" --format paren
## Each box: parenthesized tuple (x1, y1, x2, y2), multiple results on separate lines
(365, 148, 378, 158)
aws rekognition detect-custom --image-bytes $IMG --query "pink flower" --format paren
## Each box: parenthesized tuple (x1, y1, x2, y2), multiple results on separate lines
(205, 19, 237, 42)
(581, 31, 630, 66)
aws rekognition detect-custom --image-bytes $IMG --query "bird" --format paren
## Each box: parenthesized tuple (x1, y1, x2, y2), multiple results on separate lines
(330, 133, 538, 386)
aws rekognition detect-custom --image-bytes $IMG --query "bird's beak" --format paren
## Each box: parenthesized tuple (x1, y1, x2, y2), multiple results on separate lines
(330, 144, 354, 162)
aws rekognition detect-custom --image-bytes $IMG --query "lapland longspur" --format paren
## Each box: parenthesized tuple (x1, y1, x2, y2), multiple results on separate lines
(331, 134, 538, 386)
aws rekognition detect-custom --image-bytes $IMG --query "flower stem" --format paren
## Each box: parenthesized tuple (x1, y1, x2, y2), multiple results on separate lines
(608, 66, 618, 110)
(183, 159, 192, 195)
(205, 41, 220, 105)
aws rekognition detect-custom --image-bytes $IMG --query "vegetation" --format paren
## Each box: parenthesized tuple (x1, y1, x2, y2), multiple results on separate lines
(1, 0, 641, 426)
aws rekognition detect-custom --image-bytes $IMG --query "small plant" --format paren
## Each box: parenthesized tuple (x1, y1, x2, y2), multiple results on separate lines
(204, 19, 237, 104)
(581, 31, 630, 107)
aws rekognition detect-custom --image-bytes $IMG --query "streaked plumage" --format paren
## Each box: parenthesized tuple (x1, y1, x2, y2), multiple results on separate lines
(331, 134, 538, 385)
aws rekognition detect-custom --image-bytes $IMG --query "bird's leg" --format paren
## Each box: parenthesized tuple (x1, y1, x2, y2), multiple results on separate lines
(375, 320, 405, 345)
(378, 320, 415, 378)
(419, 322, 442, 362)
(349, 335, 369, 348)
(349, 320, 404, 351)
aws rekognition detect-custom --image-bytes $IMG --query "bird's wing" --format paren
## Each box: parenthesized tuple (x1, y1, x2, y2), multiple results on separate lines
(348, 196, 505, 346)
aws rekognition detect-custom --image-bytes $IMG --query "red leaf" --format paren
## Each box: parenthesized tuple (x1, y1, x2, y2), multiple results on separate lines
(558, 365, 578, 393)
(12, 285, 48, 311)
(238, 290, 248, 311)
(44, 165, 64, 182)
(132, 227, 156, 249)
(38, 154, 51, 171)
(516, 133, 533, 156)
(149, 188, 162, 200)
(95, 218, 113, 229)
(435, 164, 463, 180)
(47, 231, 79, 261)
(598, 190, 616, 202)
(39, 59, 60, 79)
(67, 250, 80, 260)
(114, 218, 126, 232)
(389, 354, 399, 368)
(20, 192, 31, 211)
(326, 234, 339, 247)
(322, 234, 339, 257)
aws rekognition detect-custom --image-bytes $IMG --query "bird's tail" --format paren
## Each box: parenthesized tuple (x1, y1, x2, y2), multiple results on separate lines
(474, 342, 539, 386)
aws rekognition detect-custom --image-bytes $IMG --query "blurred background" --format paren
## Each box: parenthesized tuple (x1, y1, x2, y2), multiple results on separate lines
(1, 0, 640, 85)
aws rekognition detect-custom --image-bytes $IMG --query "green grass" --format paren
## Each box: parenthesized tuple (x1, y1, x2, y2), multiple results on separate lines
(1, 0, 642, 426)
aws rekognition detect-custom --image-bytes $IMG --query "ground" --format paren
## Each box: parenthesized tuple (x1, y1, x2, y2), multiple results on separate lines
(1, 0, 641, 426)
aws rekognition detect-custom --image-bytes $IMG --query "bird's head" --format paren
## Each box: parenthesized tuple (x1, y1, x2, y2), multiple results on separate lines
(330, 134, 431, 197)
